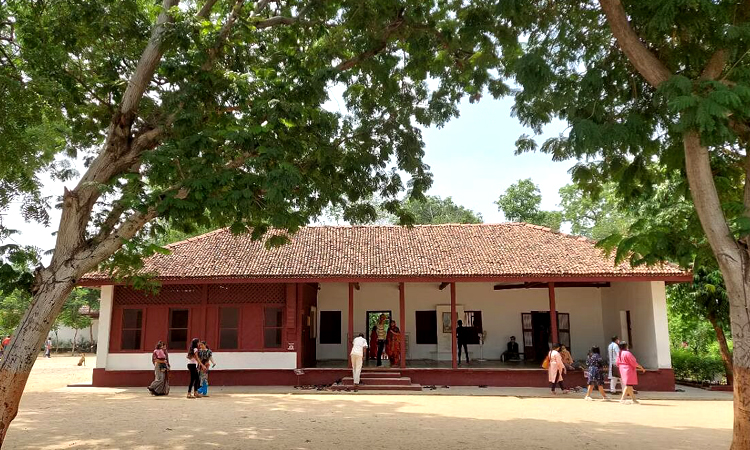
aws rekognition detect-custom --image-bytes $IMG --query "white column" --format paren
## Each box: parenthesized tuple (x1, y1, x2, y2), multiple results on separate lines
(650, 281, 672, 369)
(95, 285, 114, 369)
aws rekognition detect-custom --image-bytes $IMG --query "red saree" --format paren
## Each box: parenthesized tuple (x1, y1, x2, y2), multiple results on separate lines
(386, 325, 402, 366)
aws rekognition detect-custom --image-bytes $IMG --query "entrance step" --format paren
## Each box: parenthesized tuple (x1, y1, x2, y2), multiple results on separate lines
(330, 383, 423, 392)
(359, 371, 402, 378)
(341, 376, 412, 386)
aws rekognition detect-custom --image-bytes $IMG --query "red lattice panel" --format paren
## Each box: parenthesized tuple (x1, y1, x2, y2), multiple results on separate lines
(114, 284, 203, 305)
(208, 283, 285, 304)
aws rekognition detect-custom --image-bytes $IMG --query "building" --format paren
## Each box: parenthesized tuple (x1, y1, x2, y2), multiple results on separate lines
(82, 223, 690, 390)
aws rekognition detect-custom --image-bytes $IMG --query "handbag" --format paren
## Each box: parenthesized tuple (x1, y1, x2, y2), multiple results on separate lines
(612, 363, 621, 378)
(541, 353, 550, 370)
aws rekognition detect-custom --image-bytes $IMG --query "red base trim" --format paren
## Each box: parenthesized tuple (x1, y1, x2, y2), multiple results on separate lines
(92, 368, 675, 391)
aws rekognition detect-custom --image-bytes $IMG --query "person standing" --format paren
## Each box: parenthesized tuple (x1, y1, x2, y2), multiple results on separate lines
(350, 333, 368, 385)
(608, 336, 622, 394)
(616, 342, 646, 404)
(368, 325, 378, 360)
(385, 320, 402, 367)
(548, 343, 568, 394)
(148, 341, 170, 396)
(44, 337, 52, 358)
(186, 338, 205, 399)
(197, 341, 216, 397)
(376, 314, 388, 366)
(456, 320, 469, 365)
(0, 334, 8, 359)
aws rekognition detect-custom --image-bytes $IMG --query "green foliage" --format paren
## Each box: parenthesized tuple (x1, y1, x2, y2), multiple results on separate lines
(495, 179, 561, 230)
(671, 347, 727, 384)
(55, 288, 99, 333)
(0, 0, 523, 290)
(0, 290, 32, 337)
(399, 195, 482, 224)
(558, 183, 632, 240)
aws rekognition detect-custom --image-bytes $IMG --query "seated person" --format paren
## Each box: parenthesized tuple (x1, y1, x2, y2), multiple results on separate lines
(501, 336, 520, 361)
(560, 344, 575, 370)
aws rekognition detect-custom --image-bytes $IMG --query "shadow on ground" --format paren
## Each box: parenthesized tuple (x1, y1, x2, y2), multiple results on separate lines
(5, 387, 732, 450)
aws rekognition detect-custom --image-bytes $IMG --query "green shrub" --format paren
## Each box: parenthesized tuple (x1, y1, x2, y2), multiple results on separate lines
(671, 348, 726, 383)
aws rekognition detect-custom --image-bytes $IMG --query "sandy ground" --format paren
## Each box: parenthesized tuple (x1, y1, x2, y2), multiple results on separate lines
(3, 355, 735, 450)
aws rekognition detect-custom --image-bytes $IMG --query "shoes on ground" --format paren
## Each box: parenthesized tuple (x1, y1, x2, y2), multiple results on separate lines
(584, 396, 593, 401)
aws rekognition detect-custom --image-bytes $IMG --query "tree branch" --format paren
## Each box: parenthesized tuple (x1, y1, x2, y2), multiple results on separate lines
(197, 0, 220, 19)
(598, 0, 672, 87)
(701, 49, 727, 80)
(335, 8, 406, 72)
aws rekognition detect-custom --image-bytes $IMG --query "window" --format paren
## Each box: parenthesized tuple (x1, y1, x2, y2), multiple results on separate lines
(463, 311, 483, 345)
(415, 310, 437, 344)
(319, 311, 341, 344)
(120, 309, 143, 350)
(264, 307, 283, 348)
(168, 309, 190, 350)
(557, 313, 571, 349)
(219, 307, 239, 349)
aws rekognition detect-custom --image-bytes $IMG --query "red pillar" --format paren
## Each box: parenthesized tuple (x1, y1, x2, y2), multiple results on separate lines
(450, 282, 457, 369)
(399, 282, 406, 369)
(348, 282, 354, 368)
(548, 282, 559, 344)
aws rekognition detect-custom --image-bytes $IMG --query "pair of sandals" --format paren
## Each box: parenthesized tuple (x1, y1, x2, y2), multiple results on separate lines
(187, 392, 203, 399)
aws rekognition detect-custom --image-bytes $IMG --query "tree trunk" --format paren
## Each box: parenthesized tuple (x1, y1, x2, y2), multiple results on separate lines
(707, 311, 734, 385)
(71, 329, 78, 356)
(0, 274, 75, 446)
(89, 324, 94, 353)
(683, 132, 750, 449)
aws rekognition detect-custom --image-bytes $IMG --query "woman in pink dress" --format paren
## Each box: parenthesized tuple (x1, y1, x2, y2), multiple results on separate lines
(615, 342, 645, 404)
(548, 343, 568, 394)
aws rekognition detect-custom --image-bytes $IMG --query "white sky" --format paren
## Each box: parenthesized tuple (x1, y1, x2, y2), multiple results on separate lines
(3, 93, 572, 261)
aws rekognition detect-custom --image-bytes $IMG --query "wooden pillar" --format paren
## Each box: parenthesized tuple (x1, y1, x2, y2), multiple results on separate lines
(450, 282, 457, 369)
(348, 282, 354, 368)
(200, 284, 208, 340)
(548, 282, 559, 344)
(399, 282, 406, 369)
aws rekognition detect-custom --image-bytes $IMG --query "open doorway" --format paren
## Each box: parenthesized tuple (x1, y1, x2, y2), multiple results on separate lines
(366, 310, 391, 361)
(531, 312, 551, 362)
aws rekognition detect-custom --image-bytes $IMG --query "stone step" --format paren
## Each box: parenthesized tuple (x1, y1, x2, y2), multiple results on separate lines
(330, 384, 423, 392)
(342, 377, 412, 386)
(359, 371, 402, 378)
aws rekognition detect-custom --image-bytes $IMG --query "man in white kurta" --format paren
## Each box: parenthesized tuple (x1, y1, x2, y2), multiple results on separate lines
(350, 333, 369, 385)
(608, 336, 622, 393)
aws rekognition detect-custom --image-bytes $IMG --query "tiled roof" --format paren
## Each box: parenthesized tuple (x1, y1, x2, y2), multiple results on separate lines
(83, 223, 689, 282)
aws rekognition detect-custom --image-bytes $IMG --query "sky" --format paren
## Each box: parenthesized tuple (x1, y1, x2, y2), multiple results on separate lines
(4, 93, 573, 260)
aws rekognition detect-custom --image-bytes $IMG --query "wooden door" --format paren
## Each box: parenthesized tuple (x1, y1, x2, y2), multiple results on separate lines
(521, 313, 534, 361)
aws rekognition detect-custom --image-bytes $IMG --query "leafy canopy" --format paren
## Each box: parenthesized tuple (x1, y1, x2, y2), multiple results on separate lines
(495, 179, 562, 231)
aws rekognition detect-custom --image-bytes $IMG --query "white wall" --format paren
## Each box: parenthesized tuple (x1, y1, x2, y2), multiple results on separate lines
(316, 282, 606, 362)
(601, 281, 671, 369)
(52, 319, 99, 344)
(96, 286, 114, 369)
(106, 352, 298, 371)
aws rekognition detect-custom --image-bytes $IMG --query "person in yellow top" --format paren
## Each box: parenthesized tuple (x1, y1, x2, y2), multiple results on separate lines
(560, 345, 575, 370)
(376, 314, 388, 366)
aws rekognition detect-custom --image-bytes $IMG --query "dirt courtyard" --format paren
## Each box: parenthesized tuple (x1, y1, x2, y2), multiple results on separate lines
(3, 355, 734, 450)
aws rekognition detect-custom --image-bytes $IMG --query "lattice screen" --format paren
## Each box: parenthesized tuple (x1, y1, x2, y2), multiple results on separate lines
(114, 284, 203, 305)
(207, 283, 285, 304)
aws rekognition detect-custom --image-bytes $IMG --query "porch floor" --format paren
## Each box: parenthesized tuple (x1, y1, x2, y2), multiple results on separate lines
(314, 359, 543, 369)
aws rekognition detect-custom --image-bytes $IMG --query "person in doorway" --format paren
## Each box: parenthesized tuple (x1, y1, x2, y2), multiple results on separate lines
(584, 346, 608, 401)
(548, 343, 568, 394)
(369, 325, 378, 360)
(386, 319, 402, 366)
(616, 342, 646, 404)
(560, 344, 574, 370)
(186, 338, 205, 399)
(376, 314, 388, 366)
(197, 341, 216, 397)
(44, 337, 52, 358)
(608, 336, 623, 394)
(456, 320, 470, 364)
(502, 336, 520, 361)
(350, 333, 368, 385)
(148, 341, 170, 396)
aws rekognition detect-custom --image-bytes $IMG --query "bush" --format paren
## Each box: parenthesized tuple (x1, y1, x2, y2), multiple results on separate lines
(671, 348, 726, 384)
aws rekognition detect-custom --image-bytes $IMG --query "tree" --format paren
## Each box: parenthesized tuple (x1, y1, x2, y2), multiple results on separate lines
(669, 268, 733, 385)
(400, 195, 482, 224)
(505, 1, 750, 445)
(495, 179, 562, 230)
(558, 183, 632, 240)
(0, 291, 31, 338)
(0, 0, 518, 442)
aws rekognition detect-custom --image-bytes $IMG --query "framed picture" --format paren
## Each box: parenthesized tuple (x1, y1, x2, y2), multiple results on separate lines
(310, 306, 317, 339)
(442, 312, 452, 333)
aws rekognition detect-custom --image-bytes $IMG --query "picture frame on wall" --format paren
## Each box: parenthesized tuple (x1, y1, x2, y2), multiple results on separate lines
(442, 312, 452, 333)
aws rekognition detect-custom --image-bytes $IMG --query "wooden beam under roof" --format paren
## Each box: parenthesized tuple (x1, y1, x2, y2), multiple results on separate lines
(494, 281, 610, 290)
(438, 282, 450, 290)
